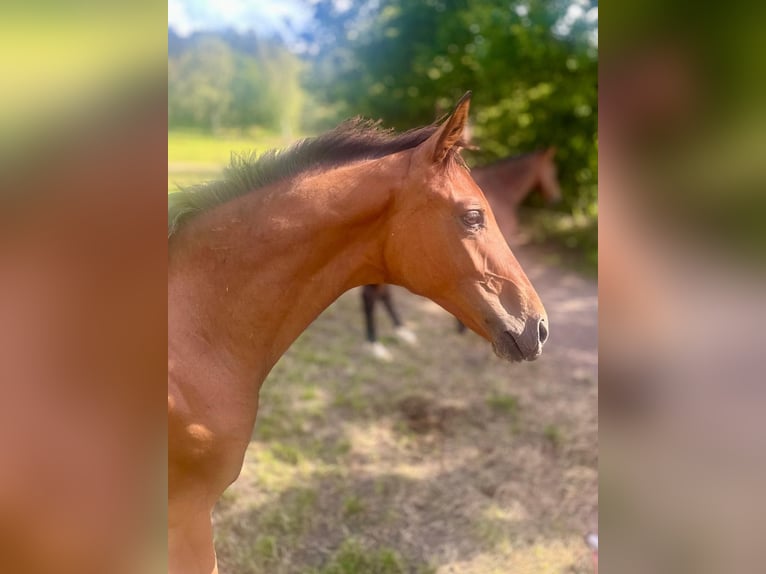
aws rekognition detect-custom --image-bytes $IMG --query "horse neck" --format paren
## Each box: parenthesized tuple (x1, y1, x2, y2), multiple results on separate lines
(474, 155, 539, 205)
(168, 157, 398, 382)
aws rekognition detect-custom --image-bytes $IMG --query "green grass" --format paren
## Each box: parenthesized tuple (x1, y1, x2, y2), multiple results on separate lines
(260, 488, 319, 537)
(523, 208, 598, 276)
(306, 539, 433, 574)
(168, 128, 288, 165)
(342, 495, 366, 518)
(215, 487, 320, 573)
(271, 442, 303, 466)
(486, 393, 520, 416)
(543, 424, 564, 449)
(486, 393, 522, 433)
(167, 128, 296, 192)
(253, 535, 279, 566)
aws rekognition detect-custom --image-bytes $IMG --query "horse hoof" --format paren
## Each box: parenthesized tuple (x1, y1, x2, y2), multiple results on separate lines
(395, 326, 418, 346)
(366, 342, 393, 361)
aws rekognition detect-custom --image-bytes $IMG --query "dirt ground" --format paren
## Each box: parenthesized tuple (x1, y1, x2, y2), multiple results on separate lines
(212, 241, 598, 574)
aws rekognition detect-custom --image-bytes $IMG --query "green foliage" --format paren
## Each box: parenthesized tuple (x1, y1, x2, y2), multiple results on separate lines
(168, 36, 234, 132)
(306, 0, 598, 216)
(168, 31, 303, 135)
(526, 209, 598, 276)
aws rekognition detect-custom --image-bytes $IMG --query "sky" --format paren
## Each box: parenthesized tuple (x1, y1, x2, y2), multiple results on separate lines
(168, 0, 314, 38)
(168, 0, 597, 46)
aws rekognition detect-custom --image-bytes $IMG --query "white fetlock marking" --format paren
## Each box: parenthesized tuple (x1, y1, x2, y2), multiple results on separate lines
(395, 326, 418, 346)
(365, 341, 393, 361)
(586, 533, 598, 551)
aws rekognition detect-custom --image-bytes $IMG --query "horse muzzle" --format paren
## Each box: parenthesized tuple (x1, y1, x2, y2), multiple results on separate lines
(492, 315, 548, 362)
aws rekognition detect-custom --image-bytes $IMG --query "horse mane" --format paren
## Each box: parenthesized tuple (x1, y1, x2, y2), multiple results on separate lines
(168, 118, 443, 238)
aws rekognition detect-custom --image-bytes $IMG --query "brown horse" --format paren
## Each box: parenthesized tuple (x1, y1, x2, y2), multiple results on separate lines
(362, 148, 561, 354)
(472, 147, 562, 239)
(167, 93, 548, 574)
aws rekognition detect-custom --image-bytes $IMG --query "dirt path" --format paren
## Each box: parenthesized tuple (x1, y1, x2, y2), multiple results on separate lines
(213, 243, 598, 574)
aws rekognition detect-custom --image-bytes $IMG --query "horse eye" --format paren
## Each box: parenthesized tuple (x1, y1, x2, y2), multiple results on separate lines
(462, 210, 484, 228)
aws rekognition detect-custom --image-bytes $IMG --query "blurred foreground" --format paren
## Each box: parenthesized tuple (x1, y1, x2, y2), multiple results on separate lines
(0, 2, 167, 572)
(600, 2, 766, 571)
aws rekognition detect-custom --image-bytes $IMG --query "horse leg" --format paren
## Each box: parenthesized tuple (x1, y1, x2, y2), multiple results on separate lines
(379, 284, 402, 328)
(362, 285, 393, 360)
(361, 285, 378, 343)
(380, 286, 417, 345)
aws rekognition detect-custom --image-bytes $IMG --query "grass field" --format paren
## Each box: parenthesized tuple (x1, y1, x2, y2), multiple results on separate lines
(168, 129, 291, 192)
(168, 130, 598, 573)
(212, 284, 598, 574)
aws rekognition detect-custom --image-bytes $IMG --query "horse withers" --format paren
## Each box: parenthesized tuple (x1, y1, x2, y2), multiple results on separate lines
(168, 92, 548, 574)
(362, 147, 562, 353)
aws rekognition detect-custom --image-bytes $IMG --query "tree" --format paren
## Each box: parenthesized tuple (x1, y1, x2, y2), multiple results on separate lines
(168, 31, 304, 136)
(304, 0, 598, 215)
(169, 36, 235, 132)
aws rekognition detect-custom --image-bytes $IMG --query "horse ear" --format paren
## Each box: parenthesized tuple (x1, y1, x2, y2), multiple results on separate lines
(423, 91, 472, 164)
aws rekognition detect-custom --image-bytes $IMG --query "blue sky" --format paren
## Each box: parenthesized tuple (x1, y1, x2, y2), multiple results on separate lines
(168, 0, 596, 45)
(168, 0, 314, 38)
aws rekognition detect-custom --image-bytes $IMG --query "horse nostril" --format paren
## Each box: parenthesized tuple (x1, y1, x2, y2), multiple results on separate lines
(538, 318, 549, 345)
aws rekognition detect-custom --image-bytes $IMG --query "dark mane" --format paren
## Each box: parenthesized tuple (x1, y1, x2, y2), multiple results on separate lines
(168, 118, 441, 237)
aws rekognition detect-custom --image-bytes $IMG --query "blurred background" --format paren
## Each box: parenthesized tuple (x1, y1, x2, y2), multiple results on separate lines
(169, 1, 598, 573)
(0, 2, 166, 573)
(600, 0, 766, 572)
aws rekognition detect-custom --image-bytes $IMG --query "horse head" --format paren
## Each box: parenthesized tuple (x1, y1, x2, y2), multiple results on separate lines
(384, 93, 549, 361)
